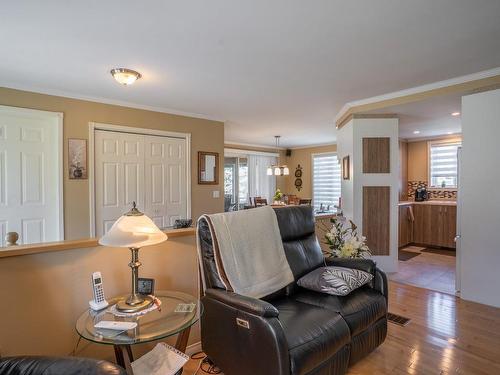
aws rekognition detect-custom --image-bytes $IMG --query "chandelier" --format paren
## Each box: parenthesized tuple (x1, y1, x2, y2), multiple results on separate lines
(267, 136, 289, 176)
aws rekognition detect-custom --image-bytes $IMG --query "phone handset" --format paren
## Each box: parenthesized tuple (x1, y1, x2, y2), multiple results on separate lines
(89, 272, 109, 311)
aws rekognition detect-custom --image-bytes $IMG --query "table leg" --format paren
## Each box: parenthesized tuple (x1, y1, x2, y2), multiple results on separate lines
(173, 326, 192, 375)
(114, 344, 134, 375)
(175, 326, 191, 352)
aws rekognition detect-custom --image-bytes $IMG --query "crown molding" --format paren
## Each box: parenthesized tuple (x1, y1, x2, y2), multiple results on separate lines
(404, 134, 462, 143)
(0, 81, 225, 123)
(335, 67, 500, 127)
(289, 141, 337, 150)
(224, 141, 286, 150)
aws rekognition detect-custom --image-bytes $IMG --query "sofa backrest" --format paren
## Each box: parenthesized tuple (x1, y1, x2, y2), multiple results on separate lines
(196, 205, 324, 295)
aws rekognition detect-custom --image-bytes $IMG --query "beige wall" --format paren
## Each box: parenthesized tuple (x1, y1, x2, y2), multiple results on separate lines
(407, 141, 428, 181)
(282, 144, 337, 198)
(0, 236, 200, 360)
(0, 87, 225, 240)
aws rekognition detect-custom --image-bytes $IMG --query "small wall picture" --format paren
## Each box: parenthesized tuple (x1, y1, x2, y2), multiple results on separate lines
(68, 138, 87, 179)
(342, 155, 350, 180)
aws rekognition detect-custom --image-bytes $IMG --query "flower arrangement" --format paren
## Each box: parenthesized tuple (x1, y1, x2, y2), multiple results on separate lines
(322, 217, 371, 259)
(273, 189, 283, 202)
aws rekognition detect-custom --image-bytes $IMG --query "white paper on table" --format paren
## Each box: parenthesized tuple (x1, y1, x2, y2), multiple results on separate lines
(131, 342, 189, 375)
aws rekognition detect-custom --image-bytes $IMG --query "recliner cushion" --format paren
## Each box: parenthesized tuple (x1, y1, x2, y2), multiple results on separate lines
(293, 286, 387, 336)
(272, 298, 351, 375)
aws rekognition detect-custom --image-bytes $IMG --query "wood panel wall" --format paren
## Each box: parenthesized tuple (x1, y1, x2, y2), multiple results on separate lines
(399, 141, 408, 200)
(363, 186, 390, 255)
(363, 137, 390, 173)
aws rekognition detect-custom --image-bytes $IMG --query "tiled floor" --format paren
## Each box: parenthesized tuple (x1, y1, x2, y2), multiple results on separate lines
(388, 245, 456, 295)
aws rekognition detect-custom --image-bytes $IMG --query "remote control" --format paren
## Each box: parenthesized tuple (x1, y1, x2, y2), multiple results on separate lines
(94, 321, 137, 331)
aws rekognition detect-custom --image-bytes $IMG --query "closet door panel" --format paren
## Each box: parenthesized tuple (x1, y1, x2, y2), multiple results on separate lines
(96, 131, 187, 235)
(144, 136, 187, 228)
(165, 139, 187, 227)
(95, 131, 145, 237)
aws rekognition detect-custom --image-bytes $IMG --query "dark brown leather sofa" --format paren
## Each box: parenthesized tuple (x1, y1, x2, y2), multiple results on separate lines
(0, 356, 126, 375)
(197, 205, 388, 375)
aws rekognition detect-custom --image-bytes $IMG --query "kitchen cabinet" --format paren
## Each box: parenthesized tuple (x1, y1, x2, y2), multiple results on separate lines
(398, 204, 413, 247)
(441, 205, 457, 248)
(411, 203, 456, 248)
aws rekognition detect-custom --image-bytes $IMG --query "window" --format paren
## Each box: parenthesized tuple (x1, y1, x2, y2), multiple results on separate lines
(429, 141, 461, 188)
(223, 152, 277, 211)
(312, 153, 341, 210)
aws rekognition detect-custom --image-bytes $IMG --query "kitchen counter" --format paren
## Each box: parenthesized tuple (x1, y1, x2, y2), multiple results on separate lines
(398, 200, 456, 206)
(315, 211, 338, 219)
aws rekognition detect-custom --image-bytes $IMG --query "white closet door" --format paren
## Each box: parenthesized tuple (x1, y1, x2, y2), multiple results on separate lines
(0, 107, 62, 245)
(144, 136, 187, 228)
(94, 130, 145, 236)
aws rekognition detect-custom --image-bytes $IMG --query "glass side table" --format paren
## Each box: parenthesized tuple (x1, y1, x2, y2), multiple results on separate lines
(76, 290, 203, 374)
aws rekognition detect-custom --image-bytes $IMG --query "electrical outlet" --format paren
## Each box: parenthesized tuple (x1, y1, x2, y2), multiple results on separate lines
(212, 190, 220, 198)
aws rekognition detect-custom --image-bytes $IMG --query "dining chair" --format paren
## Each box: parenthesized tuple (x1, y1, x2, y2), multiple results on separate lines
(254, 198, 268, 206)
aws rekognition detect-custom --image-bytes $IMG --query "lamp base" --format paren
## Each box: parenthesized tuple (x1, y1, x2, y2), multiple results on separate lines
(116, 295, 154, 313)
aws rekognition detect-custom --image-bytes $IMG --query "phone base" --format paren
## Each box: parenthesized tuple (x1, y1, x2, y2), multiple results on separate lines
(116, 295, 154, 313)
(89, 299, 109, 311)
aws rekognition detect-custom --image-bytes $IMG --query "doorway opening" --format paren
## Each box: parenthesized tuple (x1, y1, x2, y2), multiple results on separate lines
(361, 93, 463, 295)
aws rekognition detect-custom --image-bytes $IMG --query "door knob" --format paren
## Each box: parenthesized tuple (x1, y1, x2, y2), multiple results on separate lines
(454, 235, 461, 242)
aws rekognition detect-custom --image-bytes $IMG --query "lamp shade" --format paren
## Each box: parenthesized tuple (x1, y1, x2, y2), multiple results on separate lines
(99, 214, 168, 248)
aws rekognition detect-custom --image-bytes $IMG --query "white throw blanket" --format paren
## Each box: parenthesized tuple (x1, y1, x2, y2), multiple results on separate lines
(197, 206, 294, 298)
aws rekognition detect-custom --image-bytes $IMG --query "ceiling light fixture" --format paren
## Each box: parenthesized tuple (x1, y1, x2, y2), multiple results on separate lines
(451, 112, 460, 116)
(413, 130, 420, 135)
(110, 68, 142, 85)
(267, 136, 289, 176)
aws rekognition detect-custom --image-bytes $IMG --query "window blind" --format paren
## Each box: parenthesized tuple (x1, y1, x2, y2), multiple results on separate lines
(429, 142, 461, 188)
(312, 153, 341, 210)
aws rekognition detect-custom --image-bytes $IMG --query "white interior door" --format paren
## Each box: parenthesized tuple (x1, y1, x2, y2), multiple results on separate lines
(455, 146, 462, 294)
(0, 106, 63, 245)
(94, 130, 188, 236)
(95, 130, 145, 237)
(144, 136, 187, 228)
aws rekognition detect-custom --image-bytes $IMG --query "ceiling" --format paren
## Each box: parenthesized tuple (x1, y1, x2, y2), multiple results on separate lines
(1, 1, 500, 147)
(368, 93, 463, 140)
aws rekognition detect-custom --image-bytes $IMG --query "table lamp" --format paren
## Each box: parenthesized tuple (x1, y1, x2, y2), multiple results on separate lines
(99, 202, 168, 312)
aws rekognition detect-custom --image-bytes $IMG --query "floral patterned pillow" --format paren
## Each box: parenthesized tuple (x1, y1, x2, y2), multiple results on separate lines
(297, 266, 373, 296)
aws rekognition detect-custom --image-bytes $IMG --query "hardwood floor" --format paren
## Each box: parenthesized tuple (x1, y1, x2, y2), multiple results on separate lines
(182, 281, 500, 375)
(389, 246, 456, 295)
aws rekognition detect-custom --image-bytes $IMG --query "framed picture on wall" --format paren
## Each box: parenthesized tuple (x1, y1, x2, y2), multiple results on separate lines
(68, 138, 88, 179)
(342, 155, 350, 180)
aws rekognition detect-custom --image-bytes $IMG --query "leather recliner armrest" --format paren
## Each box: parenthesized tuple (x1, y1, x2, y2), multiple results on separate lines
(205, 288, 280, 318)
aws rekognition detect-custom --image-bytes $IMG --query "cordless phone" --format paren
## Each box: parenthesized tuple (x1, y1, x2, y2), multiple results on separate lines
(89, 272, 109, 311)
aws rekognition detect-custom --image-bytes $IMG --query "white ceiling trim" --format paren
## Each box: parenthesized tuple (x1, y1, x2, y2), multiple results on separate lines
(224, 140, 285, 150)
(224, 148, 279, 157)
(0, 80, 226, 123)
(405, 134, 462, 143)
(290, 142, 337, 150)
(334, 67, 500, 123)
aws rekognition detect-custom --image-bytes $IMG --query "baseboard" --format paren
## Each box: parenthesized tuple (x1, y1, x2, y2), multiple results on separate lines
(185, 341, 203, 356)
